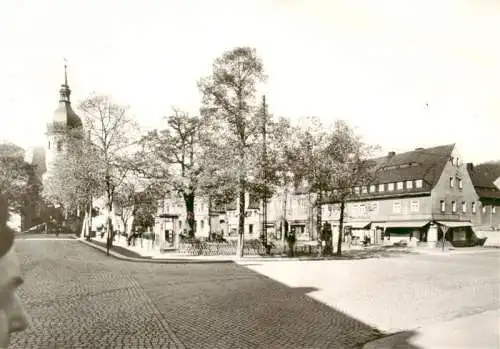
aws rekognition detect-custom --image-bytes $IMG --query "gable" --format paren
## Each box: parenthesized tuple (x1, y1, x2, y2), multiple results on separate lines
(467, 162, 500, 199)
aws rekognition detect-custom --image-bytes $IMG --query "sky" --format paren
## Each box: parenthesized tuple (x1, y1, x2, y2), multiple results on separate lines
(1, 0, 499, 164)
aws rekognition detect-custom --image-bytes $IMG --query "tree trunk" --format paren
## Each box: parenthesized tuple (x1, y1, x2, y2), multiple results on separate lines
(208, 196, 212, 241)
(281, 186, 288, 254)
(316, 192, 324, 254)
(105, 188, 113, 256)
(87, 197, 92, 241)
(183, 192, 195, 238)
(237, 177, 245, 258)
(337, 200, 346, 256)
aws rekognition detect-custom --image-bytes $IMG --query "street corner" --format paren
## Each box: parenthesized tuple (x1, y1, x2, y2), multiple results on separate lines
(78, 238, 236, 264)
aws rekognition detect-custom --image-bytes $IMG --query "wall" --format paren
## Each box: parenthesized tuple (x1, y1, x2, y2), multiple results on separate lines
(321, 196, 433, 224)
(477, 202, 500, 229)
(430, 147, 480, 223)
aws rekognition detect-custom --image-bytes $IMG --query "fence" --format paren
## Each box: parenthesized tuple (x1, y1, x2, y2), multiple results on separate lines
(176, 239, 322, 256)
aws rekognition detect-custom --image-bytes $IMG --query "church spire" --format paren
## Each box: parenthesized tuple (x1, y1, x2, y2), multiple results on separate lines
(59, 58, 71, 103)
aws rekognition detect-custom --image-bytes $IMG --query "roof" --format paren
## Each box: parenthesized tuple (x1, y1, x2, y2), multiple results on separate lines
(318, 144, 455, 202)
(467, 162, 500, 200)
(368, 144, 455, 186)
(50, 102, 82, 130)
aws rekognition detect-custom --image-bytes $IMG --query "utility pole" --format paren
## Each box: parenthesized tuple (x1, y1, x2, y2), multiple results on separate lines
(261, 95, 268, 249)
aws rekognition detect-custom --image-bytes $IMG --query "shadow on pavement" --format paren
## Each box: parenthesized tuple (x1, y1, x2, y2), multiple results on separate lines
(90, 239, 153, 259)
(131, 262, 390, 349)
(363, 330, 422, 349)
(340, 247, 420, 260)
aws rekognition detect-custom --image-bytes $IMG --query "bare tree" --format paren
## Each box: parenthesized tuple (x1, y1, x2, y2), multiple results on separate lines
(199, 47, 267, 257)
(79, 94, 139, 255)
(42, 130, 102, 233)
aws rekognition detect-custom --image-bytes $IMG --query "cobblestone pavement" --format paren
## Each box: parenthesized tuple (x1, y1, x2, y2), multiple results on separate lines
(9, 237, 383, 349)
(239, 251, 500, 334)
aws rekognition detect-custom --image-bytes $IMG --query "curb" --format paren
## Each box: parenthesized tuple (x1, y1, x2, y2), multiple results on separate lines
(78, 238, 235, 264)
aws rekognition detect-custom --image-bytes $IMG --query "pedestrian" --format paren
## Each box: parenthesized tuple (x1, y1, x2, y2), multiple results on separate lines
(0, 195, 30, 347)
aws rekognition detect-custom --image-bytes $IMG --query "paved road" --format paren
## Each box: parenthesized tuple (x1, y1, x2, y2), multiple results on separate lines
(239, 249, 500, 335)
(9, 236, 383, 349)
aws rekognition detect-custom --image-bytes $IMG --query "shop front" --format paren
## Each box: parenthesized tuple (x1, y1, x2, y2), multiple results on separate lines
(381, 220, 430, 246)
(435, 221, 473, 247)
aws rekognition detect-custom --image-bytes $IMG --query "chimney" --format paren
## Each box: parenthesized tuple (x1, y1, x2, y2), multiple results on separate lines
(466, 163, 474, 171)
(415, 147, 424, 151)
(387, 151, 396, 158)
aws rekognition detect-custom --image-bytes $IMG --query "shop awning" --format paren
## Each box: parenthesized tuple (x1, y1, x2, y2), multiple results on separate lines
(158, 213, 179, 219)
(345, 221, 371, 229)
(435, 221, 472, 228)
(384, 220, 430, 228)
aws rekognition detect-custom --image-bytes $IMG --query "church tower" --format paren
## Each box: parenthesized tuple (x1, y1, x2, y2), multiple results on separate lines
(44, 62, 83, 180)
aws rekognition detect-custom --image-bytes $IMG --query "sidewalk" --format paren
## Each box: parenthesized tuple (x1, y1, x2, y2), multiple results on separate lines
(79, 236, 393, 263)
(81, 235, 500, 263)
(364, 309, 499, 349)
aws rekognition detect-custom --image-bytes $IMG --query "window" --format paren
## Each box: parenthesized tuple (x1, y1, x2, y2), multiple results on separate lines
(249, 224, 253, 234)
(48, 141, 51, 149)
(410, 200, 420, 212)
(178, 221, 182, 228)
(440, 200, 446, 212)
(482, 206, 486, 213)
(493, 206, 497, 214)
(396, 182, 404, 190)
(452, 201, 457, 213)
(458, 179, 463, 190)
(472, 202, 476, 213)
(388, 183, 395, 191)
(406, 180, 413, 189)
(200, 220, 204, 229)
(416, 179, 423, 188)
(369, 185, 376, 193)
(378, 184, 385, 192)
(359, 204, 366, 216)
(392, 202, 401, 213)
(354, 187, 360, 194)
(362, 186, 368, 194)
(449, 177, 454, 188)
(56, 140, 62, 151)
(462, 201, 467, 213)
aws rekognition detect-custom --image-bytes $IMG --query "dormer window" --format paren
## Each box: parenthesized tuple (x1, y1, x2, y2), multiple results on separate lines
(396, 182, 403, 190)
(388, 183, 395, 191)
(416, 179, 423, 188)
(406, 180, 413, 189)
(378, 184, 385, 192)
(369, 185, 376, 193)
(362, 186, 368, 194)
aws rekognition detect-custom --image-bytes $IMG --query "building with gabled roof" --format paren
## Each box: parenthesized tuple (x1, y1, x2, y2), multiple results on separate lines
(466, 161, 500, 231)
(320, 143, 481, 247)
